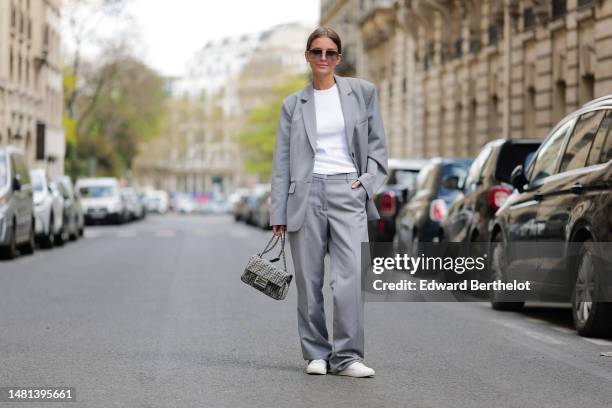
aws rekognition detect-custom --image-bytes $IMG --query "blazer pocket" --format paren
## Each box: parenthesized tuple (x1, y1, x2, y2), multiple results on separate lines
(288, 181, 296, 194)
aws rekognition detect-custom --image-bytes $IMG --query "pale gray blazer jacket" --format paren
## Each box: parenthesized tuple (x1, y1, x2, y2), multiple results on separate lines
(269, 73, 389, 232)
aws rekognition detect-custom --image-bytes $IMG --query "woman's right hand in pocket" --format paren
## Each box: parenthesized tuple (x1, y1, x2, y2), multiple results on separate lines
(272, 225, 286, 237)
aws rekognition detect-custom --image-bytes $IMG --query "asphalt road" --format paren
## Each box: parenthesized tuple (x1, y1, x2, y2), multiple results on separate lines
(1, 214, 611, 407)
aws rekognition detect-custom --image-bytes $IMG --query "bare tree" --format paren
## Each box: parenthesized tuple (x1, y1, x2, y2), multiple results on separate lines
(61, 0, 136, 177)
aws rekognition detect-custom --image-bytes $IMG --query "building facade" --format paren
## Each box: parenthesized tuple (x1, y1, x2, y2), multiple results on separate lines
(133, 23, 313, 194)
(0, 0, 64, 176)
(322, 0, 612, 160)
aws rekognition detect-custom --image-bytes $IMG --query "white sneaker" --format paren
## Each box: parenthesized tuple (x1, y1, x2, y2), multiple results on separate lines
(305, 359, 327, 375)
(336, 361, 375, 377)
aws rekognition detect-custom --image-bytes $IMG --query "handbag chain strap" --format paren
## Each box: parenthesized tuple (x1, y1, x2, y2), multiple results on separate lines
(258, 233, 287, 273)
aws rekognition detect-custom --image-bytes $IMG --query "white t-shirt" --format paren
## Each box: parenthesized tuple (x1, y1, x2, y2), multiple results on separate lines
(312, 83, 357, 174)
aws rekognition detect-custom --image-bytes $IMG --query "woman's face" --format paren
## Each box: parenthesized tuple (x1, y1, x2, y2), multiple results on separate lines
(305, 36, 341, 77)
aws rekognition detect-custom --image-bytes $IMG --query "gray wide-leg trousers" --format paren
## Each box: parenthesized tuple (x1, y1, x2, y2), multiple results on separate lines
(287, 171, 369, 374)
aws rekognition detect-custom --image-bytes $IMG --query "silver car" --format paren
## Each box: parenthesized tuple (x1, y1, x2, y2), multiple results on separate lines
(30, 169, 65, 247)
(0, 146, 35, 259)
(54, 176, 85, 239)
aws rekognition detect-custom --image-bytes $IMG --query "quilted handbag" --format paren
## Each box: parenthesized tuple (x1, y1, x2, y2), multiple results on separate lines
(241, 232, 292, 300)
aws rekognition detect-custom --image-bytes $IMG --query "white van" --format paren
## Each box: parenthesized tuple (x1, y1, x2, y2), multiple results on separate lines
(75, 177, 126, 224)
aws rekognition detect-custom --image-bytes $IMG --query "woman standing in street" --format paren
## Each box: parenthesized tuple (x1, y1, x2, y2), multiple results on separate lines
(269, 27, 388, 377)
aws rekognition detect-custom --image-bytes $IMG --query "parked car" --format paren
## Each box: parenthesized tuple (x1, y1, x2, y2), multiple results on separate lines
(489, 96, 612, 337)
(233, 192, 251, 222)
(441, 139, 541, 245)
(76, 177, 126, 225)
(144, 190, 169, 214)
(121, 187, 145, 220)
(244, 185, 270, 225)
(54, 175, 85, 239)
(0, 146, 35, 258)
(229, 188, 250, 217)
(395, 158, 472, 255)
(369, 158, 428, 243)
(30, 169, 65, 247)
(252, 190, 272, 230)
(174, 192, 197, 214)
(48, 181, 71, 244)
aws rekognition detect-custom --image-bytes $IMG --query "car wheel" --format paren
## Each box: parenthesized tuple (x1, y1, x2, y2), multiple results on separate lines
(0, 222, 18, 259)
(489, 232, 524, 311)
(40, 214, 55, 248)
(19, 219, 36, 255)
(69, 215, 78, 241)
(54, 219, 66, 246)
(571, 240, 612, 337)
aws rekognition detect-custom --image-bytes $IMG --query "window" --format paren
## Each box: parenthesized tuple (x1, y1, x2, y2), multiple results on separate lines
(528, 119, 574, 184)
(591, 111, 612, 165)
(553, 80, 567, 123)
(552, 0, 567, 19)
(599, 114, 612, 163)
(36, 122, 45, 160)
(488, 24, 499, 44)
(464, 146, 492, 191)
(0, 152, 7, 189)
(559, 110, 605, 172)
(441, 163, 469, 191)
(523, 8, 536, 30)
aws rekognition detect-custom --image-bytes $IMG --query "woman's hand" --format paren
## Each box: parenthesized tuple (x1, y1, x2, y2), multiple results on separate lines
(272, 225, 286, 237)
(351, 180, 362, 189)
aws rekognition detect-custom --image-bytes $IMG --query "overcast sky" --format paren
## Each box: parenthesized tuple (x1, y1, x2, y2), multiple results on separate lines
(126, 0, 321, 77)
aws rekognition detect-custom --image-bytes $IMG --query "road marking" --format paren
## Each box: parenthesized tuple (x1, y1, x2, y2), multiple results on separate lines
(228, 229, 250, 238)
(549, 326, 577, 335)
(524, 317, 547, 324)
(498, 321, 565, 345)
(84, 230, 102, 238)
(155, 230, 176, 238)
(116, 230, 137, 238)
(582, 337, 612, 347)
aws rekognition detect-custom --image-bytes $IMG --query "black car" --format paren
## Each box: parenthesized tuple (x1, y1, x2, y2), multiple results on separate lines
(395, 158, 472, 254)
(441, 139, 540, 244)
(489, 96, 612, 337)
(368, 158, 428, 242)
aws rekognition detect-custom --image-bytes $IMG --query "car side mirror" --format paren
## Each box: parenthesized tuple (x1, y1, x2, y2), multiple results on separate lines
(12, 176, 21, 191)
(510, 165, 528, 193)
(441, 175, 460, 190)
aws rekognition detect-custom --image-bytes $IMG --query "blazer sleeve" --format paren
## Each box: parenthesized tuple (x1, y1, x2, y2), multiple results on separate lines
(269, 97, 292, 226)
(357, 83, 389, 200)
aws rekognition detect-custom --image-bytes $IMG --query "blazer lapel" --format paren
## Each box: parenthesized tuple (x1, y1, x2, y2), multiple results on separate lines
(300, 84, 317, 155)
(334, 74, 355, 151)
(300, 73, 355, 156)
